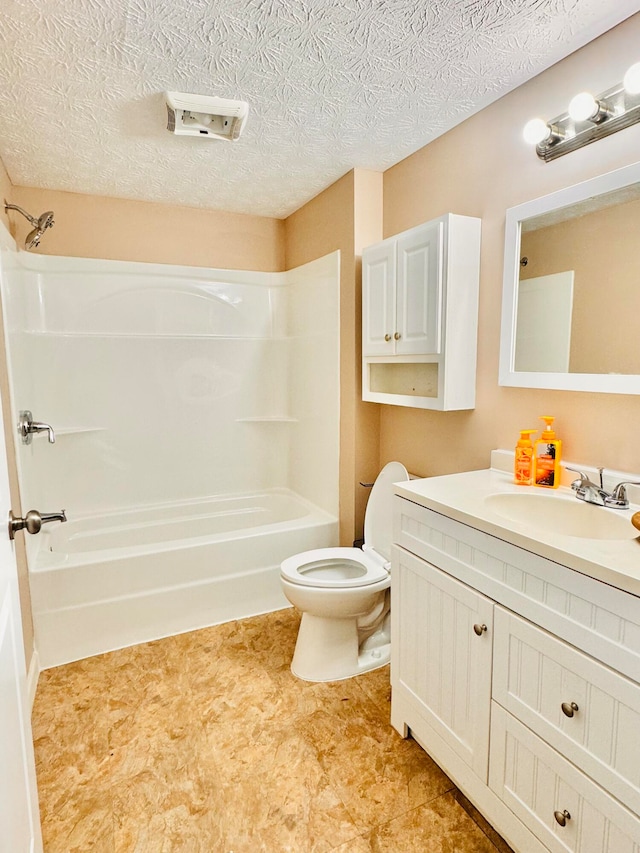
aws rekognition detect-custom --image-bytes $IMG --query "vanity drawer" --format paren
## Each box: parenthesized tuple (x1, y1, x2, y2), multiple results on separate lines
(489, 704, 640, 852)
(394, 497, 640, 683)
(493, 606, 640, 817)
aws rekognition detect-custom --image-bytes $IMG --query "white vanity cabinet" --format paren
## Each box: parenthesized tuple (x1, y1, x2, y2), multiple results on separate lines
(362, 213, 480, 410)
(391, 495, 640, 853)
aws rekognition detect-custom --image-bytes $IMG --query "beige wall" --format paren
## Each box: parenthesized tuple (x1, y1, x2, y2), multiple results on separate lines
(520, 196, 640, 374)
(381, 12, 640, 479)
(284, 170, 382, 545)
(9, 186, 285, 271)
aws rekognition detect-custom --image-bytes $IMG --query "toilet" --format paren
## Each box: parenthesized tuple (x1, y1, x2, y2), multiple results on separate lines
(280, 461, 409, 682)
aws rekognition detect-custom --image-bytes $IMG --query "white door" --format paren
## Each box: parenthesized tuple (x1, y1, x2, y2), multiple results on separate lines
(396, 220, 443, 355)
(514, 271, 574, 373)
(0, 388, 42, 851)
(362, 240, 396, 355)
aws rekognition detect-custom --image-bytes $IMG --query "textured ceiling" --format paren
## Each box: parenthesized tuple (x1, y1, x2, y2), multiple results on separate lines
(0, 0, 638, 218)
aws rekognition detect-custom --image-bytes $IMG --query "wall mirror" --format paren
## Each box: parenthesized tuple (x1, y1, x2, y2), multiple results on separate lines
(499, 160, 640, 394)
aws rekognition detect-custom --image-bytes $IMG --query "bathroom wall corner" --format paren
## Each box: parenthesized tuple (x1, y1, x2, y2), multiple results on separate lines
(284, 170, 383, 545)
(0, 153, 13, 235)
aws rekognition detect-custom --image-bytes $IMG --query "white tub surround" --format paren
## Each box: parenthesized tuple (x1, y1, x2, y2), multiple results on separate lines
(0, 249, 340, 667)
(391, 456, 640, 853)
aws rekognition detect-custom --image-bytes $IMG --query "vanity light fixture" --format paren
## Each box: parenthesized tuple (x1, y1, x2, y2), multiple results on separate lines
(523, 61, 640, 161)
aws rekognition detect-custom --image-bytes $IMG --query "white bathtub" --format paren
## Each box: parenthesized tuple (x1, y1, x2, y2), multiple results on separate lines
(30, 490, 338, 668)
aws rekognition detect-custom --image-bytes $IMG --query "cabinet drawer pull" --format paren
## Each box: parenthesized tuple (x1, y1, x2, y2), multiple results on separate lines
(384, 333, 391, 342)
(554, 809, 571, 827)
(561, 701, 579, 718)
(473, 623, 487, 636)
(394, 331, 401, 340)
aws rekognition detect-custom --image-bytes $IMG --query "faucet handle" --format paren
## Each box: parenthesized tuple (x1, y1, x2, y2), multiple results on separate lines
(565, 466, 594, 491)
(18, 410, 56, 445)
(606, 482, 640, 509)
(565, 465, 606, 490)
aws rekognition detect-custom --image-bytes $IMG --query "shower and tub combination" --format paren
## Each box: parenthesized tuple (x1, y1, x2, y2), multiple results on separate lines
(0, 234, 340, 668)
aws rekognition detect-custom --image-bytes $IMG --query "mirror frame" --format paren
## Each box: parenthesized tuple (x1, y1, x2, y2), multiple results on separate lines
(499, 159, 640, 395)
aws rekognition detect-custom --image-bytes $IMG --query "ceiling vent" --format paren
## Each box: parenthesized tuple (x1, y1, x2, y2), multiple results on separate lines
(165, 92, 249, 141)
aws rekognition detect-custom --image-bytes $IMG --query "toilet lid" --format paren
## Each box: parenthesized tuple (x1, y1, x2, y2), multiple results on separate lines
(281, 547, 389, 588)
(364, 461, 410, 563)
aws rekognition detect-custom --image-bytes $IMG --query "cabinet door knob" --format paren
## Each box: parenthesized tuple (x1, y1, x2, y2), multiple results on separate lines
(384, 333, 392, 342)
(473, 623, 487, 636)
(554, 809, 571, 827)
(394, 331, 401, 340)
(561, 701, 579, 718)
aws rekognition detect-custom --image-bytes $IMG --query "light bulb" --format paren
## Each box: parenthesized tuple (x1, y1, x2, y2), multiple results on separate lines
(623, 62, 640, 95)
(523, 118, 552, 145)
(568, 92, 599, 122)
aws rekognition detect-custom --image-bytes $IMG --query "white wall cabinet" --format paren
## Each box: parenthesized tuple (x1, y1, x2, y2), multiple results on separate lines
(392, 496, 640, 852)
(362, 213, 480, 410)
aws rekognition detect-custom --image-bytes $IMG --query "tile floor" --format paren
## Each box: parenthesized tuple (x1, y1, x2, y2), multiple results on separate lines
(32, 608, 514, 852)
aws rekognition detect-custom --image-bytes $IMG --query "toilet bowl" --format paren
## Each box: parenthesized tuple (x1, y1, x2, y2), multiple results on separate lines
(280, 461, 409, 682)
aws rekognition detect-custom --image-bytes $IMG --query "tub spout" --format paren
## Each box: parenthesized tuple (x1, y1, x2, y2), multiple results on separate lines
(40, 510, 67, 526)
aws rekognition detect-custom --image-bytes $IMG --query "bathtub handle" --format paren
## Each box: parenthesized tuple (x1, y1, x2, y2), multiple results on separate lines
(18, 410, 56, 445)
(9, 508, 67, 540)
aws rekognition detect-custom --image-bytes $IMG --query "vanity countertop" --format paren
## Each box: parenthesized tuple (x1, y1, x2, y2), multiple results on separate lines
(395, 467, 640, 598)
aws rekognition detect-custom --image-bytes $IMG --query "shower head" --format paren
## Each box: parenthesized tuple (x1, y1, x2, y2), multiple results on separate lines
(4, 202, 55, 250)
(37, 210, 54, 231)
(25, 227, 44, 250)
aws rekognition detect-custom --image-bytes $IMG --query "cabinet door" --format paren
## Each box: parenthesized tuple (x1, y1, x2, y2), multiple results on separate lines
(395, 221, 443, 355)
(392, 545, 493, 780)
(362, 240, 396, 355)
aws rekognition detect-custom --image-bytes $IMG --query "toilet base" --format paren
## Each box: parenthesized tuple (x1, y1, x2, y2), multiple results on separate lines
(290, 612, 390, 682)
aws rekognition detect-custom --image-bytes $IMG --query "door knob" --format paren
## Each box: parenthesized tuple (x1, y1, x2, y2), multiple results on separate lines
(561, 701, 579, 718)
(384, 333, 391, 341)
(473, 623, 488, 636)
(9, 509, 67, 540)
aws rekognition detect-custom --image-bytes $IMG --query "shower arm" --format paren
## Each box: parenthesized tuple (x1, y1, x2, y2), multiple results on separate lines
(4, 203, 40, 229)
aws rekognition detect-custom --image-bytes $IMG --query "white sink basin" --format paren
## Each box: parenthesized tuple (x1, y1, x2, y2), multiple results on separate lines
(484, 492, 638, 540)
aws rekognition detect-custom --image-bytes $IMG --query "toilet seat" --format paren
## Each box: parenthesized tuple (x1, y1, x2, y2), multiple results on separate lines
(281, 547, 388, 588)
(280, 460, 410, 591)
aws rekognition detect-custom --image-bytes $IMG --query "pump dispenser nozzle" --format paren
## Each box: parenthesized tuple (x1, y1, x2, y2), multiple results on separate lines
(517, 429, 537, 446)
(540, 416, 556, 439)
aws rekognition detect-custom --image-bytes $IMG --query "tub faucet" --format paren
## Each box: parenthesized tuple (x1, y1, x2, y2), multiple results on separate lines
(566, 466, 640, 510)
(18, 410, 55, 444)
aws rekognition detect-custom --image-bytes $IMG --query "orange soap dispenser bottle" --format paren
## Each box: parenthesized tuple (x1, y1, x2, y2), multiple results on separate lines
(514, 429, 536, 485)
(534, 416, 562, 488)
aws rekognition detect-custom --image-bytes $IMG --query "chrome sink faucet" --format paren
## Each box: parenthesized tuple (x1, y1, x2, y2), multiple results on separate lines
(566, 466, 640, 510)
